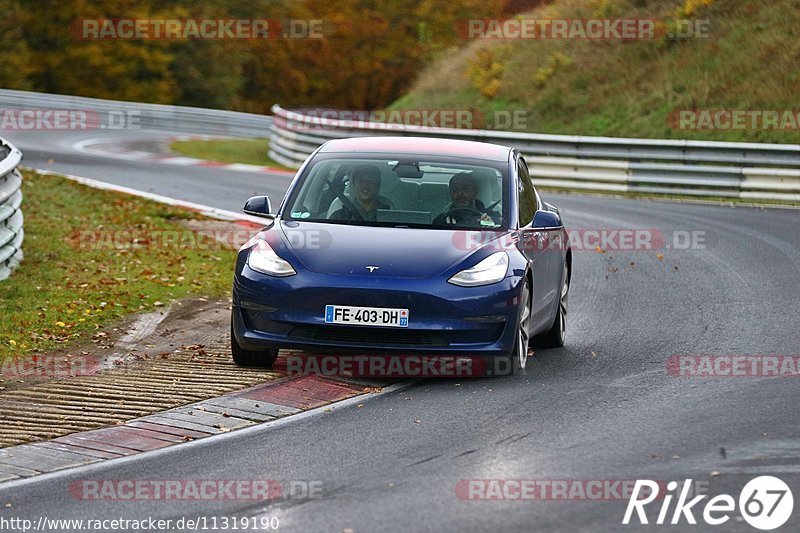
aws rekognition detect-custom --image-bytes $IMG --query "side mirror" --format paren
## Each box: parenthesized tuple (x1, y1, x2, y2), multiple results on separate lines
(532, 210, 561, 230)
(243, 196, 272, 218)
(543, 202, 560, 215)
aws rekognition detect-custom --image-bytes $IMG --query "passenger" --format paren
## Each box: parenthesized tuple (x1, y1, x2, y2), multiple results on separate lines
(329, 165, 390, 222)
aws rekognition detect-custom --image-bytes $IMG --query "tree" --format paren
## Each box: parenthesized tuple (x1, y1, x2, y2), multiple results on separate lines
(0, 0, 34, 90)
(20, 0, 177, 103)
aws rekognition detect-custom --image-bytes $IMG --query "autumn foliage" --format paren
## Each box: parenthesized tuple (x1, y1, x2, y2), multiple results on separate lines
(0, 0, 504, 113)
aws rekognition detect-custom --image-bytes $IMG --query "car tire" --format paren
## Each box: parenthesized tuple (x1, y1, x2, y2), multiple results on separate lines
(503, 277, 532, 376)
(539, 262, 569, 349)
(231, 322, 278, 368)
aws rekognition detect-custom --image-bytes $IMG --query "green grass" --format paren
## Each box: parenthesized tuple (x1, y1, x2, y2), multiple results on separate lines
(391, 0, 800, 144)
(0, 171, 239, 360)
(170, 138, 291, 169)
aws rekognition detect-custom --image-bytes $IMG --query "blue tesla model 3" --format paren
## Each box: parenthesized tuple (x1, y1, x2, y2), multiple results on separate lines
(231, 137, 571, 374)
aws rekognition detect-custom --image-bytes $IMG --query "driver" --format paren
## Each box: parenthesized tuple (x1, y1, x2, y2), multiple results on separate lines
(330, 165, 390, 222)
(432, 172, 500, 226)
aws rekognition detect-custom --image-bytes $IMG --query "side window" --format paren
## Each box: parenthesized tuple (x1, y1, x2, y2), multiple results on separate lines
(516, 158, 537, 226)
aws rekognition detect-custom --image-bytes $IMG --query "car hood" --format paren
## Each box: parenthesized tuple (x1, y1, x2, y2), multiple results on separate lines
(272, 221, 507, 278)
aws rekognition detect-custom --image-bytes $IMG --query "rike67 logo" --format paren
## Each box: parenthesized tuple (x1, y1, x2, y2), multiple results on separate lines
(623, 476, 794, 530)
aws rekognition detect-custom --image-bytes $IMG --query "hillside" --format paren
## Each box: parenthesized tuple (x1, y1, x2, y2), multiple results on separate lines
(390, 0, 800, 143)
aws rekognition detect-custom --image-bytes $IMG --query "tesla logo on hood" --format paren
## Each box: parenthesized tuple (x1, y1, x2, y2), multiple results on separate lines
(366, 266, 380, 272)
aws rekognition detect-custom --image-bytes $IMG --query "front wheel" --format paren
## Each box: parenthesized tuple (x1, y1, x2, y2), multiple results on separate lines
(538, 262, 569, 349)
(504, 277, 532, 375)
(231, 322, 278, 368)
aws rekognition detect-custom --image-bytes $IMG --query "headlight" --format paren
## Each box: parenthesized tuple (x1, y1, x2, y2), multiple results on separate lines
(246, 239, 296, 277)
(448, 252, 508, 287)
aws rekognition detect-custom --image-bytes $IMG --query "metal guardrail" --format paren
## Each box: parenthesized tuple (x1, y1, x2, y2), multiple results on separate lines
(270, 105, 800, 202)
(0, 137, 23, 281)
(0, 89, 272, 138)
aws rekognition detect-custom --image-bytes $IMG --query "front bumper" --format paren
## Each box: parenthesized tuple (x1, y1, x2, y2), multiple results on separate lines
(232, 264, 523, 357)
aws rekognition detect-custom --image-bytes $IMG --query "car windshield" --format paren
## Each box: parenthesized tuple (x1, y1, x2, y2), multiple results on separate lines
(283, 156, 507, 230)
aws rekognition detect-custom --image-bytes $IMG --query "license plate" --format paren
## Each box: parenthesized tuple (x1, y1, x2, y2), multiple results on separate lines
(325, 305, 409, 327)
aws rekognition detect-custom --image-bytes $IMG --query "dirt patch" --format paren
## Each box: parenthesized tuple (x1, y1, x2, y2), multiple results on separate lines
(0, 296, 292, 448)
(0, 297, 234, 394)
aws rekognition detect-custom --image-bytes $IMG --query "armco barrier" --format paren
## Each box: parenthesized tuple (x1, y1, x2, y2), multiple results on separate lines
(0, 137, 23, 281)
(269, 105, 800, 202)
(0, 89, 272, 138)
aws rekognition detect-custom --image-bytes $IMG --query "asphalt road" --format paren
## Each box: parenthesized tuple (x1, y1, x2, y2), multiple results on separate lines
(6, 128, 292, 211)
(1, 123, 799, 532)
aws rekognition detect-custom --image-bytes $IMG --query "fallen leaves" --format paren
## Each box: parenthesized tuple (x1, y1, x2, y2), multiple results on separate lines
(184, 344, 205, 351)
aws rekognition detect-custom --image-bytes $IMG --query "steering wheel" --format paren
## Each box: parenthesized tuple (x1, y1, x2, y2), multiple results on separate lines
(441, 206, 484, 224)
(324, 176, 365, 222)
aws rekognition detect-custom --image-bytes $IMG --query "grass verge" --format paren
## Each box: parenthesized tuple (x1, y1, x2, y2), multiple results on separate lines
(0, 170, 240, 361)
(170, 138, 291, 170)
(391, 0, 800, 144)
